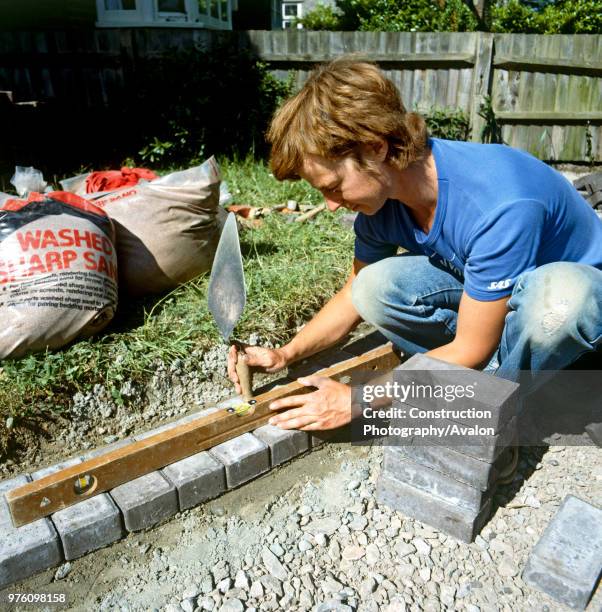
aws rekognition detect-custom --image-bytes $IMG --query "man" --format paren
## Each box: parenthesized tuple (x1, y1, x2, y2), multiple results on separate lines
(227, 58, 602, 433)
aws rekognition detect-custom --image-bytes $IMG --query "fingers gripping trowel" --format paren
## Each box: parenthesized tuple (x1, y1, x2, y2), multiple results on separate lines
(208, 212, 255, 409)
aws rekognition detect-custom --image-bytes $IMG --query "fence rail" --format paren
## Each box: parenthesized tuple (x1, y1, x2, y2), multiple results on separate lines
(0, 29, 600, 162)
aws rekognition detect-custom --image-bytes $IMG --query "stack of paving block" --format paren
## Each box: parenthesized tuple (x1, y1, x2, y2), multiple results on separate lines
(376, 353, 520, 543)
(0, 397, 313, 589)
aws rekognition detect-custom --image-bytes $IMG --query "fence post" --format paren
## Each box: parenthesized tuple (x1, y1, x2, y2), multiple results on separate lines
(469, 31, 494, 143)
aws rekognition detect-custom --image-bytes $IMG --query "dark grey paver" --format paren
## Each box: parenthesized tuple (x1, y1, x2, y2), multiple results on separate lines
(522, 495, 602, 610)
(376, 473, 491, 543)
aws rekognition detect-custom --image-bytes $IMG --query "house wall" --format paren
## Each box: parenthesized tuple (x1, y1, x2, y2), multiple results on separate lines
(0, 0, 96, 30)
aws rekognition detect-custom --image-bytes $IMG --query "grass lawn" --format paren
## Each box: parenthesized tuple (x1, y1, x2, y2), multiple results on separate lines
(0, 157, 354, 461)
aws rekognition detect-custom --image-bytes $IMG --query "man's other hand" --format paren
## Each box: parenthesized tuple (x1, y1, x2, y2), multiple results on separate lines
(268, 375, 352, 431)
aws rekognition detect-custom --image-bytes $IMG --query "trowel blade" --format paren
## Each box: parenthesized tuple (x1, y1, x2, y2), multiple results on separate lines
(207, 212, 246, 342)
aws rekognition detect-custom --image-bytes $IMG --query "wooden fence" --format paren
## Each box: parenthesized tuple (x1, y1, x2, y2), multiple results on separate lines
(0, 29, 600, 162)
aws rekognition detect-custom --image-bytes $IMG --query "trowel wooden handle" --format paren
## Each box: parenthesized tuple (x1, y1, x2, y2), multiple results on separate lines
(235, 356, 253, 401)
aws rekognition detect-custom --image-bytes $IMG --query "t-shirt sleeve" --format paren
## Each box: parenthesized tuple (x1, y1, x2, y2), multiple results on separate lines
(353, 213, 398, 263)
(464, 200, 547, 300)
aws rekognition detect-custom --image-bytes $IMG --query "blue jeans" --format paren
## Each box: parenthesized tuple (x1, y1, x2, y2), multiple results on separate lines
(351, 255, 602, 389)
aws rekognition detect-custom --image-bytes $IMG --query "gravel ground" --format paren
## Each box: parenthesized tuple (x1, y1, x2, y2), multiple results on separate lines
(5, 437, 601, 612)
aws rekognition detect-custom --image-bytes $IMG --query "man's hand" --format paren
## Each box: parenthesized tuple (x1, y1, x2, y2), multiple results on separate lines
(268, 375, 351, 431)
(227, 344, 288, 395)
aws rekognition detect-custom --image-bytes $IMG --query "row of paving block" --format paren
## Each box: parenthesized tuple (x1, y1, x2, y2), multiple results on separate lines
(0, 401, 323, 589)
(0, 334, 386, 591)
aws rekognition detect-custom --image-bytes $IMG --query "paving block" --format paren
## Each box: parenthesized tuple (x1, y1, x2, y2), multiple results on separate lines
(49, 494, 123, 560)
(391, 412, 518, 463)
(162, 452, 226, 511)
(0, 474, 62, 589)
(136, 407, 219, 441)
(111, 472, 178, 532)
(522, 495, 602, 610)
(0, 474, 30, 527)
(383, 448, 487, 512)
(393, 354, 520, 432)
(31, 456, 83, 480)
(209, 433, 270, 488)
(32, 457, 124, 561)
(376, 473, 491, 543)
(253, 424, 309, 466)
(80, 437, 133, 460)
(394, 441, 515, 491)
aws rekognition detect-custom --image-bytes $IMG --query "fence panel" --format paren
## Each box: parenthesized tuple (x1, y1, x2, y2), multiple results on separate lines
(0, 29, 600, 162)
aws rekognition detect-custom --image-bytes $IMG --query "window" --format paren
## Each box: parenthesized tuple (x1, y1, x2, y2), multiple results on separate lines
(281, 1, 302, 29)
(96, 0, 234, 29)
(105, 0, 136, 8)
(157, 0, 186, 12)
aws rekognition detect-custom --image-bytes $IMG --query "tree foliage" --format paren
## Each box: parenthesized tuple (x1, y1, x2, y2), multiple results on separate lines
(299, 0, 602, 33)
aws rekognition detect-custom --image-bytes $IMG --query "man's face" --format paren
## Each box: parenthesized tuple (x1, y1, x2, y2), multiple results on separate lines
(299, 151, 390, 216)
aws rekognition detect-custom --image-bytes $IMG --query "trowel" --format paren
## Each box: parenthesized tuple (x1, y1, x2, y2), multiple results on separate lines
(207, 212, 254, 403)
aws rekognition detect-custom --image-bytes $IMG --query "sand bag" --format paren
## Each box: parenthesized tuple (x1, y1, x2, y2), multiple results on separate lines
(0, 192, 118, 359)
(89, 157, 224, 295)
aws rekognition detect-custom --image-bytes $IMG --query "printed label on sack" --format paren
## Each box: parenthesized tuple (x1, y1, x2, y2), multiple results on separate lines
(0, 214, 117, 311)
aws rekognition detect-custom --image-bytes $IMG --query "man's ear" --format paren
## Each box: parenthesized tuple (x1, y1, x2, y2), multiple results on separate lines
(361, 139, 387, 163)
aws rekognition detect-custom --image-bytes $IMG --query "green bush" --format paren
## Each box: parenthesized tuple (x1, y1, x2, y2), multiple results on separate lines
(300, 0, 602, 34)
(133, 44, 293, 166)
(301, 0, 479, 32)
(296, 3, 342, 30)
(540, 0, 602, 34)
(490, 0, 546, 32)
(424, 107, 471, 141)
(491, 0, 602, 33)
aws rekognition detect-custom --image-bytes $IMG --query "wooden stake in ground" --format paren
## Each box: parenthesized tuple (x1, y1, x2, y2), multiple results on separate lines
(6, 344, 400, 527)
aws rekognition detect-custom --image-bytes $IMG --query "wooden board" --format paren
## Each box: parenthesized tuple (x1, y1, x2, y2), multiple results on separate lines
(6, 344, 401, 527)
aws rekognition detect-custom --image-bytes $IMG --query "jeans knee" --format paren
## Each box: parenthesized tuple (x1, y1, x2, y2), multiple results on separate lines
(351, 259, 415, 326)
(351, 265, 386, 325)
(511, 262, 602, 348)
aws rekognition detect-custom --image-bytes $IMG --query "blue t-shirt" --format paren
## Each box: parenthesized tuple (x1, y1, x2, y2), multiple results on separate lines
(354, 138, 602, 301)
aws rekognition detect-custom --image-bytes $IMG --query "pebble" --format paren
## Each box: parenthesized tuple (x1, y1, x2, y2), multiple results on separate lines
(315, 533, 328, 547)
(261, 547, 288, 580)
(180, 598, 195, 612)
(200, 575, 214, 594)
(498, 556, 519, 577)
(315, 600, 353, 612)
(54, 563, 72, 581)
(234, 570, 250, 590)
(342, 545, 365, 561)
(249, 581, 264, 598)
(197, 598, 215, 611)
(394, 542, 416, 558)
(269, 542, 285, 557)
(413, 538, 431, 556)
(218, 599, 244, 612)
(365, 543, 380, 565)
(298, 539, 313, 552)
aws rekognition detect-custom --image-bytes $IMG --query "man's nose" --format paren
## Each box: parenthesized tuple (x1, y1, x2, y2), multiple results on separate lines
(324, 196, 342, 212)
